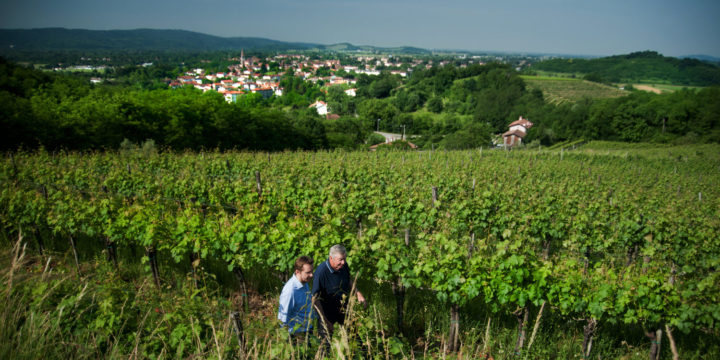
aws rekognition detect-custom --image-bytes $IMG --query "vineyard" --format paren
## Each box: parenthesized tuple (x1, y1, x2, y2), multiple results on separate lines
(1, 144, 719, 359)
(520, 75, 628, 104)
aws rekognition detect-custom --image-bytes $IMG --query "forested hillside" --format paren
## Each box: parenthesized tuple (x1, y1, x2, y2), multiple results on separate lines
(2, 56, 720, 151)
(532, 51, 720, 86)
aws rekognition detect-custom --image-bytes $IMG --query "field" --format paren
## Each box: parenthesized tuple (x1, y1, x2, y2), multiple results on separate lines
(631, 83, 704, 94)
(520, 75, 627, 104)
(1, 144, 719, 359)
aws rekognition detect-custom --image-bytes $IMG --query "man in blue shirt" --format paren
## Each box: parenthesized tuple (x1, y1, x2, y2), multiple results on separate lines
(312, 245, 366, 351)
(278, 256, 315, 336)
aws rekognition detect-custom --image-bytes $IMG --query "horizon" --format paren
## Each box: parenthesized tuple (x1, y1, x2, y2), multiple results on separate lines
(2, 0, 720, 58)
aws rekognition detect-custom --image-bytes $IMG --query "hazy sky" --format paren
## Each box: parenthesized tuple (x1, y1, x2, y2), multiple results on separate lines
(2, 0, 719, 57)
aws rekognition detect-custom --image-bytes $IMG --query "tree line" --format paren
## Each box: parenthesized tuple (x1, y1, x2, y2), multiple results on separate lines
(531, 51, 720, 86)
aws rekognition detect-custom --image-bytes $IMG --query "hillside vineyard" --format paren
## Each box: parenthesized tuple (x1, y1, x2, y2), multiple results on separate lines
(1, 148, 719, 347)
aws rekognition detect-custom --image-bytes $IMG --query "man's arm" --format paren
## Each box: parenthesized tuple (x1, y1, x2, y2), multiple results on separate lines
(278, 285, 293, 325)
(346, 263, 367, 307)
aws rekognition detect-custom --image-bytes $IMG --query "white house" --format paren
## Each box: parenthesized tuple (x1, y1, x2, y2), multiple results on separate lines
(345, 88, 357, 97)
(222, 91, 244, 103)
(309, 100, 328, 115)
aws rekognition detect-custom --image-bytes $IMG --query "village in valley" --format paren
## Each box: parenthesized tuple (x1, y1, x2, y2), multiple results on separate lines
(166, 51, 494, 105)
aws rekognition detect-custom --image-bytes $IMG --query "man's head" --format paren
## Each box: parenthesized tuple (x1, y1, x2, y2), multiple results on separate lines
(294, 256, 314, 284)
(328, 244, 347, 271)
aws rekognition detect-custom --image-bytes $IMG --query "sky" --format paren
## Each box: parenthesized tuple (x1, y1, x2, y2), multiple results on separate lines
(2, 0, 720, 57)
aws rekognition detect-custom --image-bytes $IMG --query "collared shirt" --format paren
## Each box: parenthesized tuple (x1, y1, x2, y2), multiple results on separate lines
(312, 259, 351, 324)
(278, 274, 314, 334)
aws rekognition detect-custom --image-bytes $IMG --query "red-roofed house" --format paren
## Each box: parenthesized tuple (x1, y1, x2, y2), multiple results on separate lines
(503, 116, 534, 147)
(251, 87, 274, 99)
(369, 139, 418, 151)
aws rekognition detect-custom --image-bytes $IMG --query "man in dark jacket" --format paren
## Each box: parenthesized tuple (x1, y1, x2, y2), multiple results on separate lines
(312, 244, 366, 351)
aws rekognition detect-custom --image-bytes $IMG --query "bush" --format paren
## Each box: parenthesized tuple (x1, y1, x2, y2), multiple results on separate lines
(366, 133, 386, 146)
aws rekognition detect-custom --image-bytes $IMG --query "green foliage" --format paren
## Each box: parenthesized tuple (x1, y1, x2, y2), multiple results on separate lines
(427, 96, 443, 113)
(440, 122, 493, 149)
(357, 98, 399, 132)
(322, 116, 371, 149)
(366, 133, 386, 146)
(326, 85, 356, 115)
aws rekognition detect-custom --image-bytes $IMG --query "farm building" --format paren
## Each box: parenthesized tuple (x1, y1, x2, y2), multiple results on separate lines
(503, 116, 534, 147)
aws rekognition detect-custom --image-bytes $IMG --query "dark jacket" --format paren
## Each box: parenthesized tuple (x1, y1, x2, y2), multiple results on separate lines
(311, 260, 351, 324)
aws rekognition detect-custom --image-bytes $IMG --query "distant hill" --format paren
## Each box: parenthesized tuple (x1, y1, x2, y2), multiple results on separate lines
(0, 28, 320, 52)
(532, 51, 720, 86)
(683, 54, 720, 64)
(0, 28, 430, 55)
(322, 42, 429, 54)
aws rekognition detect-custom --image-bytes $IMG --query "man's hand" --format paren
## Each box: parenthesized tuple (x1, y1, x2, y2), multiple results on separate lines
(356, 291, 367, 309)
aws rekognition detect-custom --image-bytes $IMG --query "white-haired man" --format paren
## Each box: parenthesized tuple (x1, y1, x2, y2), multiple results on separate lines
(312, 244, 366, 350)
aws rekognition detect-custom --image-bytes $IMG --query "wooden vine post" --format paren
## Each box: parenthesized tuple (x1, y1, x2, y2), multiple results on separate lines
(189, 251, 199, 288)
(645, 328, 662, 360)
(33, 185, 49, 257)
(255, 171, 262, 199)
(231, 311, 246, 359)
(69, 234, 81, 276)
(665, 263, 680, 360)
(146, 246, 160, 288)
(105, 236, 118, 270)
(581, 318, 597, 358)
(232, 267, 250, 312)
(513, 306, 530, 356)
(33, 227, 45, 257)
(449, 304, 460, 352)
(391, 229, 410, 335)
(10, 153, 18, 180)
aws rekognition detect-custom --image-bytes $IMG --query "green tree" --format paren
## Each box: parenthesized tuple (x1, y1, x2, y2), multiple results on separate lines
(440, 122, 493, 149)
(427, 96, 444, 113)
(358, 99, 399, 131)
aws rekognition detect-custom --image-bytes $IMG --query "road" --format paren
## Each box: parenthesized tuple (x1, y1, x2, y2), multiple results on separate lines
(374, 131, 405, 142)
